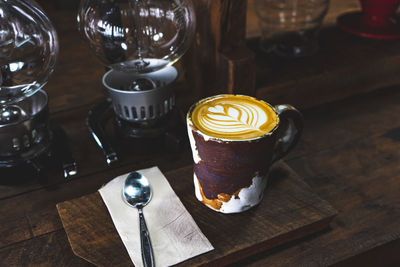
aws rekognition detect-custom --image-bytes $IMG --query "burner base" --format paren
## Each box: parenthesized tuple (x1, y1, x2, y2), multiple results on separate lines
(115, 109, 187, 155)
(88, 99, 187, 165)
(0, 124, 77, 185)
(115, 109, 183, 139)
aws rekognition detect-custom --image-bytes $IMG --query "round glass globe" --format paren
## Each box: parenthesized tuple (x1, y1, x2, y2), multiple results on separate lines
(77, 0, 196, 73)
(0, 0, 59, 105)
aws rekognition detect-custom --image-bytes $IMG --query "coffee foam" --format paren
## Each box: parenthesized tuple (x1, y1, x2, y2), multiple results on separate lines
(190, 95, 278, 141)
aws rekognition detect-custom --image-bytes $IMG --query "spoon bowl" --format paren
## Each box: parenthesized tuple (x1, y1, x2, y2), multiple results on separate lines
(123, 171, 152, 208)
(123, 171, 155, 267)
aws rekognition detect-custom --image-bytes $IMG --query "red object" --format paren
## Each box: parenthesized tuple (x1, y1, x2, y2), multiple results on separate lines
(337, 0, 400, 39)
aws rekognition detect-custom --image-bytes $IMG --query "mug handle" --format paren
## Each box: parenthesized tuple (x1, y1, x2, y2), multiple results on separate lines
(272, 104, 304, 162)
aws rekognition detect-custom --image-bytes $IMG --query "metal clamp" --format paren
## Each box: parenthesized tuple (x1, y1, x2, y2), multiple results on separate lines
(87, 98, 119, 166)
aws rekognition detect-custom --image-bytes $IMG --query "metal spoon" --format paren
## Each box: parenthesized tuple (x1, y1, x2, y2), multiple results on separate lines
(123, 171, 155, 267)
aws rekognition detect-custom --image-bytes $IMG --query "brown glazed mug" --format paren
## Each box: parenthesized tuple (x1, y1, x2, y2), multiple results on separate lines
(186, 94, 303, 213)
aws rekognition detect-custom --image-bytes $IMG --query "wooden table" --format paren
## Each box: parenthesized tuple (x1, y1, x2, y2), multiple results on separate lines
(1, 1, 400, 266)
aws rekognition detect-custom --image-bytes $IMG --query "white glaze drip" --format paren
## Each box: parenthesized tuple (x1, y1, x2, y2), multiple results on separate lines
(193, 173, 268, 214)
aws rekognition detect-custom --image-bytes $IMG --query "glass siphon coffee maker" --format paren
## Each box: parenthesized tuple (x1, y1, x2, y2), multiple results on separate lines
(0, 0, 77, 180)
(77, 0, 196, 165)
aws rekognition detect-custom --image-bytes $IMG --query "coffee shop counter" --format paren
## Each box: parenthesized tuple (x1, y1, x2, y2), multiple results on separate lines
(1, 1, 400, 266)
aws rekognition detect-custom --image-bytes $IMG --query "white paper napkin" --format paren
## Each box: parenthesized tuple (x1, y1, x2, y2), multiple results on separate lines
(99, 166, 214, 267)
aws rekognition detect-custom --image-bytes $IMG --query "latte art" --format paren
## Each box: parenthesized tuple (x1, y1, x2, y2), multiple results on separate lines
(190, 95, 278, 140)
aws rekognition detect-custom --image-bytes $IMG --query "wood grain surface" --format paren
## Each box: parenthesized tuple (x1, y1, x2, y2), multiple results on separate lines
(57, 162, 337, 267)
(2, 87, 400, 266)
(0, 0, 400, 266)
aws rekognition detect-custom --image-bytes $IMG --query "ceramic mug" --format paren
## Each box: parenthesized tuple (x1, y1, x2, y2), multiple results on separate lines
(186, 94, 303, 213)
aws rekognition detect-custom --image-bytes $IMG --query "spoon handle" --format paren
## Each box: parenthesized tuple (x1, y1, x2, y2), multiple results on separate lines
(138, 208, 155, 267)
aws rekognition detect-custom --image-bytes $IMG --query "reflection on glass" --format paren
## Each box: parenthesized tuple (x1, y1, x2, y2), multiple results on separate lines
(77, 0, 196, 73)
(255, 0, 329, 57)
(0, 0, 58, 105)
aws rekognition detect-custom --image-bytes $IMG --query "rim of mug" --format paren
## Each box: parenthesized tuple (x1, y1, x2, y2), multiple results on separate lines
(186, 94, 280, 142)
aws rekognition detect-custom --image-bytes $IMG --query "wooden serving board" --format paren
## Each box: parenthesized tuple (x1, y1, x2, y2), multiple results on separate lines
(57, 162, 337, 267)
